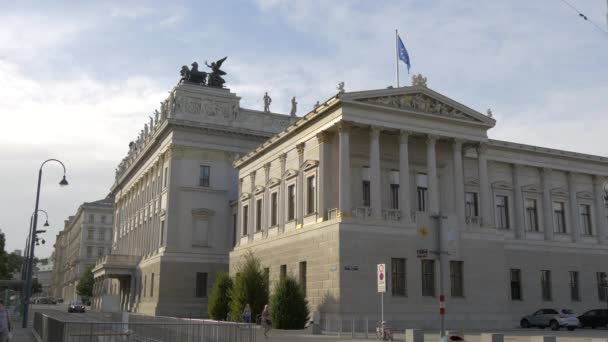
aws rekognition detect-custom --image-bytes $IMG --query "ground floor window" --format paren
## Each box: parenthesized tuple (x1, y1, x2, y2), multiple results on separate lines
(196, 272, 208, 298)
(569, 271, 580, 301)
(597, 272, 607, 301)
(299, 261, 307, 295)
(280, 264, 287, 281)
(391, 258, 406, 297)
(421, 260, 435, 297)
(541, 270, 552, 301)
(450, 261, 464, 297)
(510, 268, 522, 300)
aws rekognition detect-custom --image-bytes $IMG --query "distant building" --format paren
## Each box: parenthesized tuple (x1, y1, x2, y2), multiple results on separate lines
(12, 250, 22, 257)
(50, 196, 113, 301)
(35, 260, 53, 297)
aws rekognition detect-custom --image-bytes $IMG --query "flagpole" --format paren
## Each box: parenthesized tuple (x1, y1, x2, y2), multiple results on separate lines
(395, 29, 400, 87)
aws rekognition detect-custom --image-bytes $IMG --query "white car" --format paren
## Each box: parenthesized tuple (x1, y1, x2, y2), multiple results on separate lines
(520, 308, 579, 330)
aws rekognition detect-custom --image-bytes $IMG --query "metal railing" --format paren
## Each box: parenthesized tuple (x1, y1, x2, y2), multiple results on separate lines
(33, 312, 257, 342)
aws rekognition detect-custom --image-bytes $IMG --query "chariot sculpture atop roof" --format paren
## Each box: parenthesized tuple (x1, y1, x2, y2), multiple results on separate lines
(179, 57, 228, 88)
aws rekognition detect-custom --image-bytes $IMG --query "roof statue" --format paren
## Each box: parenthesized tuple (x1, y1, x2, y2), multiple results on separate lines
(337, 81, 345, 94)
(263, 92, 272, 113)
(206, 56, 228, 88)
(486, 108, 493, 118)
(178, 57, 228, 88)
(411, 74, 427, 87)
(314, 101, 320, 108)
(290, 96, 297, 117)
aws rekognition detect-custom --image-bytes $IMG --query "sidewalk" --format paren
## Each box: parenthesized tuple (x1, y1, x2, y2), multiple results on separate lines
(12, 327, 36, 342)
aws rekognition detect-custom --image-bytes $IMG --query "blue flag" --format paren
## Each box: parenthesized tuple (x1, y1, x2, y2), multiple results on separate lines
(397, 34, 411, 73)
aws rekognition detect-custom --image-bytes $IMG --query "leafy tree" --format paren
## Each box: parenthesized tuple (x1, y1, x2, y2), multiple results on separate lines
(0, 232, 8, 279)
(208, 272, 233, 320)
(6, 253, 24, 277)
(229, 251, 268, 322)
(31, 278, 43, 294)
(76, 266, 94, 298)
(270, 276, 310, 329)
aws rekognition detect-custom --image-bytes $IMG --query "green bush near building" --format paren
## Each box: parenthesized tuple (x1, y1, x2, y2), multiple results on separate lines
(229, 251, 268, 322)
(270, 276, 309, 329)
(208, 272, 233, 320)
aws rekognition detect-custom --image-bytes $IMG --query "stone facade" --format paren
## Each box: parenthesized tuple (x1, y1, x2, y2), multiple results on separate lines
(91, 83, 293, 317)
(50, 196, 113, 301)
(230, 83, 608, 329)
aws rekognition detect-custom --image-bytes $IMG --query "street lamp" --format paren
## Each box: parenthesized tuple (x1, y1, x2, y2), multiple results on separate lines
(22, 159, 68, 328)
(21, 210, 50, 283)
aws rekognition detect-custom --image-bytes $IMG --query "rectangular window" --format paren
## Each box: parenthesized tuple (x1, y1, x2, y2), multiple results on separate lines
(196, 272, 208, 298)
(495, 195, 510, 229)
(89, 214, 94, 223)
(232, 214, 237, 247)
(390, 184, 399, 210)
(287, 185, 295, 221)
(199, 165, 210, 187)
(98, 229, 105, 241)
(160, 219, 165, 246)
(510, 268, 522, 300)
(256, 199, 262, 232)
(553, 201, 567, 233)
(150, 273, 155, 297)
(417, 173, 428, 212)
(525, 199, 539, 231)
(280, 264, 287, 281)
(541, 270, 552, 301)
(450, 261, 464, 297)
(421, 260, 435, 297)
(597, 272, 607, 301)
(299, 261, 307, 295)
(362, 181, 371, 207)
(270, 192, 278, 226)
(580, 204, 593, 235)
(569, 271, 580, 301)
(86, 246, 92, 258)
(391, 258, 406, 296)
(143, 275, 147, 297)
(306, 176, 316, 215)
(242, 205, 249, 235)
(465, 192, 479, 218)
(101, 215, 106, 223)
(97, 247, 104, 257)
(88, 229, 94, 240)
(163, 167, 168, 188)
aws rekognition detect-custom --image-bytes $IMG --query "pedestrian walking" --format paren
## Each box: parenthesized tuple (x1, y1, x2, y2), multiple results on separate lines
(0, 300, 12, 342)
(242, 303, 252, 323)
(261, 304, 272, 338)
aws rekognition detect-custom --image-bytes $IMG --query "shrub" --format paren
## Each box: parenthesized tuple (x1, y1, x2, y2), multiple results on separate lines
(229, 251, 268, 322)
(270, 276, 309, 329)
(208, 272, 233, 320)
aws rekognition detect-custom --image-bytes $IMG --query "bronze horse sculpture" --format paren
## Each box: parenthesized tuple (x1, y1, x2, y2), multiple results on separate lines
(180, 62, 207, 85)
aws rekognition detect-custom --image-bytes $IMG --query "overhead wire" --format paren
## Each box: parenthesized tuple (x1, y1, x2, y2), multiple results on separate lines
(558, 0, 608, 36)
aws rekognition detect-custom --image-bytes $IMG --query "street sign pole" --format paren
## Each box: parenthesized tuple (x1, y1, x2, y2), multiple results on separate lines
(377, 263, 386, 323)
(430, 213, 447, 338)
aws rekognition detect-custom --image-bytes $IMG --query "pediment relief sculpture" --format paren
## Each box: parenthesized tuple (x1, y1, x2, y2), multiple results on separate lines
(302, 159, 319, 171)
(268, 178, 281, 188)
(521, 184, 541, 193)
(356, 93, 472, 121)
(285, 169, 299, 179)
(492, 181, 513, 190)
(254, 185, 265, 194)
(240, 192, 251, 201)
(576, 190, 594, 200)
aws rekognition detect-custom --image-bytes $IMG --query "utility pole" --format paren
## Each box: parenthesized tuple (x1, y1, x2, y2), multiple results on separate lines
(430, 213, 447, 338)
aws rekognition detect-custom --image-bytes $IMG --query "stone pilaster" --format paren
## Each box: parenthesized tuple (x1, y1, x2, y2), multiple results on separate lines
(511, 164, 525, 239)
(426, 135, 439, 214)
(369, 126, 382, 218)
(317, 132, 331, 221)
(453, 139, 465, 225)
(399, 131, 412, 223)
(296, 143, 305, 227)
(477, 144, 492, 227)
(263, 163, 271, 235)
(249, 171, 256, 241)
(541, 168, 554, 240)
(593, 175, 607, 244)
(278, 154, 287, 232)
(568, 172, 581, 242)
(337, 122, 351, 217)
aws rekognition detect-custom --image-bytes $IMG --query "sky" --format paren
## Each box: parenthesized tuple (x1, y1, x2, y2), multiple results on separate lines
(1, 0, 607, 258)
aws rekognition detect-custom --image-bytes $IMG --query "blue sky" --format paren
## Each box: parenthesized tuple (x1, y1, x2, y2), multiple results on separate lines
(1, 0, 607, 257)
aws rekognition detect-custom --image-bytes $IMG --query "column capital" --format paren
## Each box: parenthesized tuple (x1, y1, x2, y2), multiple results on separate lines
(278, 153, 287, 163)
(316, 131, 331, 143)
(263, 163, 271, 173)
(399, 130, 411, 143)
(593, 174, 606, 186)
(475, 143, 487, 155)
(540, 167, 552, 175)
(453, 138, 466, 147)
(426, 134, 439, 144)
(512, 163, 524, 171)
(336, 121, 351, 134)
(296, 143, 305, 155)
(249, 171, 256, 179)
(369, 126, 382, 139)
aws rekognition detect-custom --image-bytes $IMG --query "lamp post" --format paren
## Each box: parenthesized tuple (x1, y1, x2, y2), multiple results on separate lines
(21, 210, 49, 283)
(22, 159, 68, 328)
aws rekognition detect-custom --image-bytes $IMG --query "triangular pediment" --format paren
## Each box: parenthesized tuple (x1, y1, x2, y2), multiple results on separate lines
(341, 86, 495, 127)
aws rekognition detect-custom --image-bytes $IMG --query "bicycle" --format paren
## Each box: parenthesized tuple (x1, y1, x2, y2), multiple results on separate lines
(375, 321, 393, 341)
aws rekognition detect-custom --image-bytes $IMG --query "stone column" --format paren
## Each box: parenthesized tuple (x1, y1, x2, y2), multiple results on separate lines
(249, 171, 256, 240)
(278, 154, 287, 232)
(511, 164, 525, 239)
(426, 135, 439, 214)
(568, 172, 581, 242)
(453, 139, 466, 225)
(399, 131, 412, 223)
(317, 132, 330, 220)
(369, 126, 382, 218)
(477, 145, 492, 227)
(541, 168, 554, 240)
(263, 163, 271, 234)
(593, 176, 607, 244)
(338, 123, 351, 216)
(236, 178, 243, 245)
(296, 143, 305, 227)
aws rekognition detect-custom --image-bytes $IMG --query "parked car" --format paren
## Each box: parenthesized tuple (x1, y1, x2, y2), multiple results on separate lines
(67, 301, 85, 313)
(578, 309, 608, 329)
(520, 308, 579, 330)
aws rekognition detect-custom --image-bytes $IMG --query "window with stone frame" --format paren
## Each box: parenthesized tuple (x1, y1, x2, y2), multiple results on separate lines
(101, 215, 106, 223)
(299, 261, 307, 295)
(569, 271, 580, 301)
(88, 229, 94, 240)
(280, 264, 287, 281)
(98, 228, 105, 241)
(580, 204, 593, 235)
(362, 181, 371, 207)
(597, 272, 607, 301)
(89, 214, 94, 223)
(242, 205, 249, 236)
(287, 184, 296, 221)
(306, 175, 316, 215)
(391, 258, 406, 297)
(270, 192, 278, 227)
(199, 165, 210, 187)
(553, 201, 567, 233)
(86, 246, 93, 258)
(541, 270, 552, 301)
(450, 261, 464, 297)
(495, 195, 510, 229)
(195, 272, 208, 298)
(255, 198, 262, 232)
(150, 273, 155, 297)
(390, 184, 399, 210)
(232, 213, 237, 247)
(465, 192, 479, 218)
(417, 173, 428, 212)
(192, 209, 212, 246)
(510, 268, 522, 300)
(97, 247, 105, 257)
(421, 259, 435, 297)
(525, 198, 539, 232)
(163, 166, 168, 188)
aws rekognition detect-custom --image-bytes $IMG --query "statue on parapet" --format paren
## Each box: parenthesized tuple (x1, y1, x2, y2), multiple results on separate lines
(263, 92, 272, 113)
(337, 82, 345, 94)
(206, 57, 227, 88)
(180, 62, 208, 86)
(411, 74, 427, 87)
(290, 96, 297, 117)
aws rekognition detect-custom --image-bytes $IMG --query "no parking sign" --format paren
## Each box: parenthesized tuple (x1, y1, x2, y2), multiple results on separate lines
(377, 263, 386, 293)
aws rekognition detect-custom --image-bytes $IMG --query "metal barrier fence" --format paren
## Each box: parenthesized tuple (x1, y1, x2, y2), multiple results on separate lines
(34, 312, 257, 342)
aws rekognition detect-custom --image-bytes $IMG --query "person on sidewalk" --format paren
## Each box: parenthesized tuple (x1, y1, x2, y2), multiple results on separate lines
(0, 300, 12, 342)
(242, 304, 252, 323)
(261, 304, 272, 338)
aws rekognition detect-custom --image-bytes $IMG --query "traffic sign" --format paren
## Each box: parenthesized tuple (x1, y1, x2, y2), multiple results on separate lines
(377, 263, 386, 293)
(417, 249, 428, 258)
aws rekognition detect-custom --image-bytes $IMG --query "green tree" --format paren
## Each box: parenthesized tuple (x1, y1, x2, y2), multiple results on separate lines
(76, 266, 94, 298)
(0, 232, 8, 279)
(229, 251, 268, 322)
(208, 272, 233, 320)
(270, 276, 310, 329)
(31, 278, 43, 294)
(6, 253, 24, 277)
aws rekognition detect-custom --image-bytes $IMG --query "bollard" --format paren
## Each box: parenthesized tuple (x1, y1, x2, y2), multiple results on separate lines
(405, 328, 423, 342)
(351, 317, 355, 339)
(481, 333, 504, 342)
(365, 317, 369, 339)
(530, 336, 556, 342)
